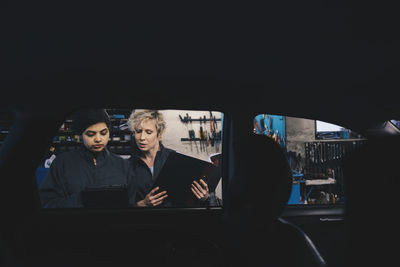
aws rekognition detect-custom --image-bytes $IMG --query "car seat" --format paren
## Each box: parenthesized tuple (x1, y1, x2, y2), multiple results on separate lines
(343, 136, 400, 266)
(223, 133, 327, 267)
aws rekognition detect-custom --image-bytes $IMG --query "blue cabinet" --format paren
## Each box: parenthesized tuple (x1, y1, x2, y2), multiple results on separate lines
(254, 114, 286, 148)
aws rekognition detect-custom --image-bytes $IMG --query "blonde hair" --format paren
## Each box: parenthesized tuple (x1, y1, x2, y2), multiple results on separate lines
(127, 109, 166, 137)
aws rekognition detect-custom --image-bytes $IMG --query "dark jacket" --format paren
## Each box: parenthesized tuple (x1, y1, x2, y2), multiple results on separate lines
(130, 143, 173, 205)
(130, 143, 219, 207)
(39, 146, 136, 208)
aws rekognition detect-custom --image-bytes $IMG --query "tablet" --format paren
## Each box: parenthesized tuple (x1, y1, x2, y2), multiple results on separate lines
(81, 184, 129, 208)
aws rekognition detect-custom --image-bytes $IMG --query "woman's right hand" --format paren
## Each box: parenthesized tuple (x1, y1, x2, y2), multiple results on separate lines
(137, 187, 168, 207)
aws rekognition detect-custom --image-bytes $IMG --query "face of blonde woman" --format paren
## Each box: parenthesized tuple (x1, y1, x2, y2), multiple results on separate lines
(134, 119, 161, 152)
(82, 122, 110, 153)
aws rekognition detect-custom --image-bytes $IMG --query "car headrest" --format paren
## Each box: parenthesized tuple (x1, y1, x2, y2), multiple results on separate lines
(227, 133, 292, 223)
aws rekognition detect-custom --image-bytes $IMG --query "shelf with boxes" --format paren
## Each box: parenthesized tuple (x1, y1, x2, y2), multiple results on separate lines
(35, 109, 134, 186)
(106, 109, 133, 155)
(50, 109, 133, 156)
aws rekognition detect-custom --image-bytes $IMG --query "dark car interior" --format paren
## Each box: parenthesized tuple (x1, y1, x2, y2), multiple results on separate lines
(2, 2, 400, 267)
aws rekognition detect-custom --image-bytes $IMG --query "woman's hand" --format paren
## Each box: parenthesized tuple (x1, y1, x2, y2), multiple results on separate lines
(137, 187, 168, 207)
(191, 179, 209, 201)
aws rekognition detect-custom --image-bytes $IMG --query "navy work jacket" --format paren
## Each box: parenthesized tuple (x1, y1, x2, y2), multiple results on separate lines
(39, 146, 136, 208)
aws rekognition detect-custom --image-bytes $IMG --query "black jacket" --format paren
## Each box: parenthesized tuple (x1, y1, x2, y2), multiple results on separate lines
(130, 143, 219, 207)
(39, 146, 136, 208)
(130, 143, 173, 205)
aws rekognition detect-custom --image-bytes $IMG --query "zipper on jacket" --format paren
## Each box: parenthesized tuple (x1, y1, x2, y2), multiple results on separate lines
(93, 158, 97, 166)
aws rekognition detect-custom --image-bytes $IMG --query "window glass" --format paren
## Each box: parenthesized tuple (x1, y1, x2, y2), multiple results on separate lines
(254, 114, 366, 205)
(316, 120, 362, 139)
(37, 108, 223, 209)
(390, 120, 400, 129)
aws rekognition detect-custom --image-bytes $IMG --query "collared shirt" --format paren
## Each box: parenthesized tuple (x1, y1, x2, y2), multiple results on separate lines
(39, 146, 136, 208)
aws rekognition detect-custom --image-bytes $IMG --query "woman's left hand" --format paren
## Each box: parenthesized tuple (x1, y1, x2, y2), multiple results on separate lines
(191, 179, 209, 201)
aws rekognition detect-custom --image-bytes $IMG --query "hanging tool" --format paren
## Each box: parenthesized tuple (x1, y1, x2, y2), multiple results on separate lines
(200, 126, 208, 153)
(209, 132, 214, 147)
(198, 129, 202, 152)
(183, 113, 198, 153)
(265, 115, 271, 136)
(268, 115, 272, 136)
(205, 130, 210, 147)
(213, 115, 218, 130)
(199, 126, 204, 152)
(189, 129, 199, 153)
(199, 117, 203, 152)
(254, 118, 262, 134)
(189, 116, 199, 153)
(260, 114, 265, 132)
(209, 111, 213, 133)
(275, 130, 279, 143)
(187, 130, 193, 151)
(215, 130, 221, 152)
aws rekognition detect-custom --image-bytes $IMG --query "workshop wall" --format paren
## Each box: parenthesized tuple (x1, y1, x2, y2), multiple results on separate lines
(285, 116, 315, 167)
(160, 109, 223, 162)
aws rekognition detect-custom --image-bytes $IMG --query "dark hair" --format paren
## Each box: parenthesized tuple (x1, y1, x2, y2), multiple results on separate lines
(72, 109, 111, 135)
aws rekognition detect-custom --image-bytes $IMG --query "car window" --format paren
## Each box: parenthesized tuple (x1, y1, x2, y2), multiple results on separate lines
(36, 108, 224, 209)
(254, 114, 366, 205)
(390, 120, 400, 129)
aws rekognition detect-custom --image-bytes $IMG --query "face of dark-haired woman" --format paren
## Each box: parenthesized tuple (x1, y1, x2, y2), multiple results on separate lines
(82, 122, 109, 153)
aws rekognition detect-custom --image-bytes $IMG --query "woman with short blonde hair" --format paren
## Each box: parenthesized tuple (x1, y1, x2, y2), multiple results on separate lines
(127, 109, 166, 138)
(128, 109, 210, 207)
